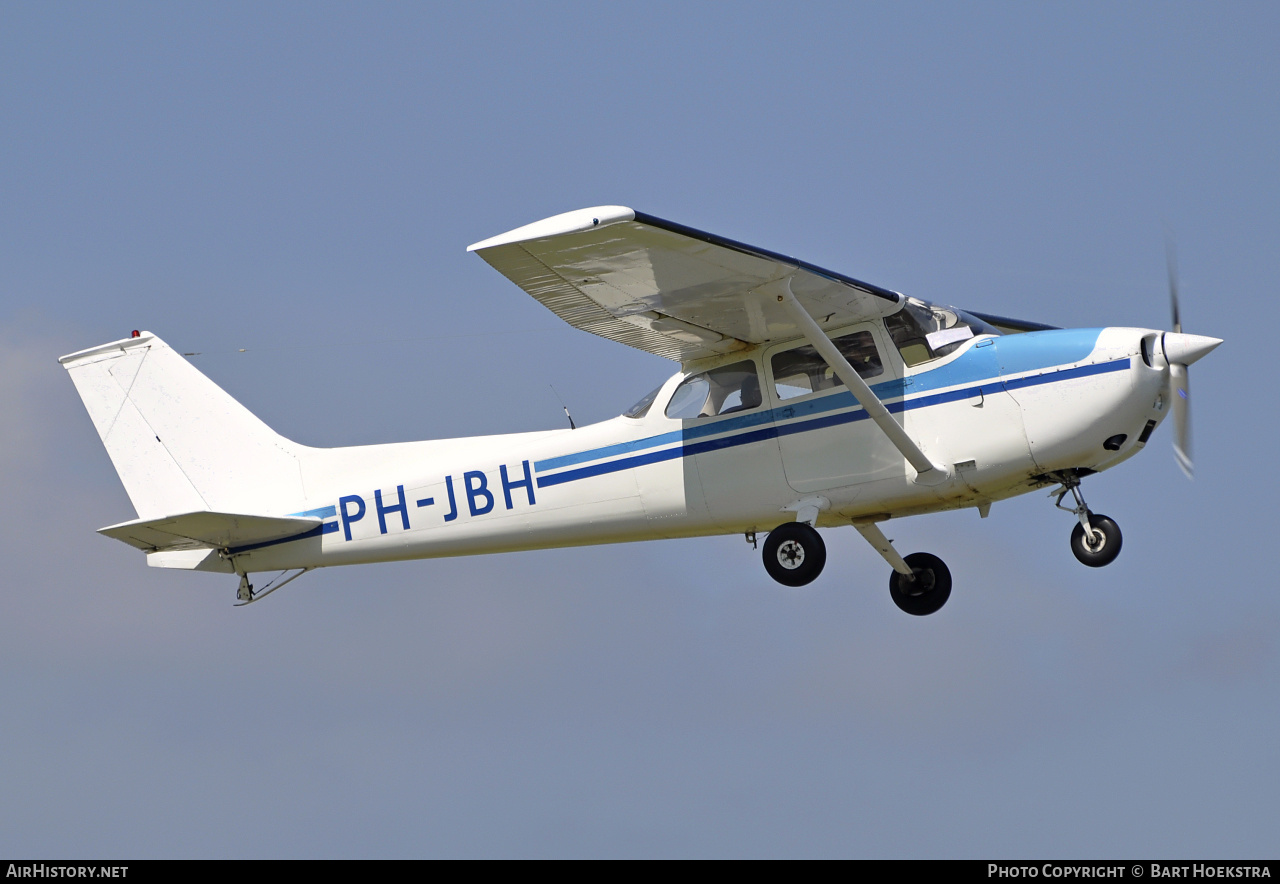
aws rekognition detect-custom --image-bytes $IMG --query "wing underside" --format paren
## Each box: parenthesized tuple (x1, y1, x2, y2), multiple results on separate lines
(469, 207, 903, 363)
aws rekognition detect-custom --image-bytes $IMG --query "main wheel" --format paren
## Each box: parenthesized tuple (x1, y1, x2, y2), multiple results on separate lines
(762, 522, 827, 587)
(889, 552, 952, 616)
(1070, 513, 1122, 567)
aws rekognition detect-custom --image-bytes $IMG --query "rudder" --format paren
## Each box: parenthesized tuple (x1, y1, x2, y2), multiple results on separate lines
(60, 332, 305, 520)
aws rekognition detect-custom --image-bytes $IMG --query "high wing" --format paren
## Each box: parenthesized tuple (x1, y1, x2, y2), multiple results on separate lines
(468, 207, 905, 363)
(967, 311, 1060, 335)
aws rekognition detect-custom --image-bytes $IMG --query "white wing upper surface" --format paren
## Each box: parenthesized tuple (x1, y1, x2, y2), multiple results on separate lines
(469, 207, 903, 363)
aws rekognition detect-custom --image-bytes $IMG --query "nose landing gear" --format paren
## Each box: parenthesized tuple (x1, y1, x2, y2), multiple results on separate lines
(1051, 471, 1123, 568)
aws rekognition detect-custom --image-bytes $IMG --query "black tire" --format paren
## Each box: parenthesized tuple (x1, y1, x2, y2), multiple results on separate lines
(889, 552, 952, 616)
(762, 522, 827, 587)
(1070, 513, 1122, 567)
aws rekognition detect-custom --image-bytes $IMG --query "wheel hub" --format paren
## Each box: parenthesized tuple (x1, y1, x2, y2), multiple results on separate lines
(903, 568, 935, 596)
(777, 539, 805, 569)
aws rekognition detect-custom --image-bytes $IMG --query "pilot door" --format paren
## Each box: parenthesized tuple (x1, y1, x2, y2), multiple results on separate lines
(768, 324, 907, 493)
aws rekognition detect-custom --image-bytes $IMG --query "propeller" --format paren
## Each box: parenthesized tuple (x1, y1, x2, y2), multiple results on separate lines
(1161, 240, 1221, 478)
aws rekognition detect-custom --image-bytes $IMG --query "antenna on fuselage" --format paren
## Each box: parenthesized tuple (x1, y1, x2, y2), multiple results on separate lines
(550, 385, 576, 430)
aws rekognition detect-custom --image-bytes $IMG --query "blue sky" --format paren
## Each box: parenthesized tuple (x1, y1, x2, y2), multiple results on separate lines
(2, 2, 1276, 857)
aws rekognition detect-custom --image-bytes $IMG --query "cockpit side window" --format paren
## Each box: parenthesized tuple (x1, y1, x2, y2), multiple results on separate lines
(623, 383, 664, 419)
(769, 330, 883, 401)
(884, 297, 998, 367)
(665, 360, 761, 420)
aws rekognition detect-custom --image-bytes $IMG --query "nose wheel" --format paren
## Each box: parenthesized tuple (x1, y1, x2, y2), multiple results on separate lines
(1070, 514, 1122, 567)
(1052, 472, 1123, 567)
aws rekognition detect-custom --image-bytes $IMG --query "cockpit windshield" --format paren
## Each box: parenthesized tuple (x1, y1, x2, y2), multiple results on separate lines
(883, 297, 999, 367)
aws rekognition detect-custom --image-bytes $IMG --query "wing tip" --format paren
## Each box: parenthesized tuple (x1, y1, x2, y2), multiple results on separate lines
(467, 206, 636, 252)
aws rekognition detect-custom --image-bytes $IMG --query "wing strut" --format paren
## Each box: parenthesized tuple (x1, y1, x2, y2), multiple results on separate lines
(777, 280, 950, 486)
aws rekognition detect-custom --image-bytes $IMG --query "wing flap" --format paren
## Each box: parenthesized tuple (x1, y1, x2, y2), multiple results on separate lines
(99, 511, 322, 553)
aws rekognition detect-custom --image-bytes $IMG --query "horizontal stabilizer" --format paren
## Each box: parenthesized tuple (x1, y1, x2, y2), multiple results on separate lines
(99, 511, 322, 553)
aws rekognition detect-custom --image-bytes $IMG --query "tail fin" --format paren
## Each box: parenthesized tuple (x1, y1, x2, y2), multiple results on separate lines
(60, 332, 304, 520)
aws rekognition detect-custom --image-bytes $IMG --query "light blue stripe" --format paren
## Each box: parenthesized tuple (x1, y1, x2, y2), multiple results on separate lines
(993, 328, 1103, 377)
(290, 505, 338, 519)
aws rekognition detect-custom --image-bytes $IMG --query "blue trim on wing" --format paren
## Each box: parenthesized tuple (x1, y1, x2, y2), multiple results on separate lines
(632, 211, 901, 303)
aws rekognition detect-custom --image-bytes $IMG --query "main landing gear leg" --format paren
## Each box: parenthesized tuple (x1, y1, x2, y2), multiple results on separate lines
(1051, 472, 1123, 568)
(854, 522, 952, 616)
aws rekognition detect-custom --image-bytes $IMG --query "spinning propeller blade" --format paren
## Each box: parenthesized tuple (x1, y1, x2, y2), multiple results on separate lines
(1169, 362, 1192, 477)
(1161, 240, 1220, 478)
(1166, 238, 1182, 335)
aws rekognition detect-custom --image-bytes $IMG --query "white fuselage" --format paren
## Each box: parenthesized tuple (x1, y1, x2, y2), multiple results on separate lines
(206, 325, 1168, 576)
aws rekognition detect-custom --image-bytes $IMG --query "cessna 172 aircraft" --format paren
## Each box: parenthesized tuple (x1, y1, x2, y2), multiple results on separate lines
(61, 207, 1221, 614)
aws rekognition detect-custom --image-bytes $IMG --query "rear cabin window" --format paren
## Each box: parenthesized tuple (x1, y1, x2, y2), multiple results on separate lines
(769, 330, 883, 401)
(665, 360, 761, 420)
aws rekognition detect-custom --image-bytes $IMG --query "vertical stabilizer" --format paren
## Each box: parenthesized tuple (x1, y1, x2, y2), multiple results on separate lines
(59, 333, 304, 520)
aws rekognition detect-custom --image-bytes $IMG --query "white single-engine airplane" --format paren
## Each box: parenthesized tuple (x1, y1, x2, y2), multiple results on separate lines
(62, 207, 1221, 614)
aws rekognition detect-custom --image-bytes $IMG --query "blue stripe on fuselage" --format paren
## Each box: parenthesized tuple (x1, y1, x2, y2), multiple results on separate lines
(535, 332, 1116, 491)
(252, 330, 1116, 547)
(991, 327, 1104, 377)
(289, 504, 338, 519)
(536, 329, 1107, 476)
(535, 356, 1126, 489)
